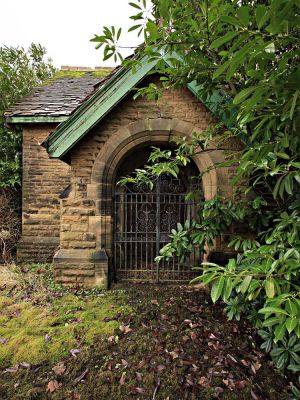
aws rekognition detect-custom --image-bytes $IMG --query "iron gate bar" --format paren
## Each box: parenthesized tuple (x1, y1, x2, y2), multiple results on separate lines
(113, 174, 201, 282)
(156, 177, 160, 282)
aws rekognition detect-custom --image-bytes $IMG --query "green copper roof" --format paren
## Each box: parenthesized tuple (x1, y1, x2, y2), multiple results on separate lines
(45, 55, 237, 159)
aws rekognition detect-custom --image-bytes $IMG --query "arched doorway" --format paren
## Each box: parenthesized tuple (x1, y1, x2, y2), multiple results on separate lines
(82, 118, 231, 287)
(113, 146, 202, 282)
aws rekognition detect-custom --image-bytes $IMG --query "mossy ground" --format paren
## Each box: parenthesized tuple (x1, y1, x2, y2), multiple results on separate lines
(0, 265, 130, 367)
(0, 265, 290, 400)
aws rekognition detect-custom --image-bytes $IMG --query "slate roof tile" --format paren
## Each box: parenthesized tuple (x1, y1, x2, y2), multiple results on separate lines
(4, 71, 113, 118)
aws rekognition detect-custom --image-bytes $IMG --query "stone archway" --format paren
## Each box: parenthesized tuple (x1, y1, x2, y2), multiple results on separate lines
(86, 118, 228, 261)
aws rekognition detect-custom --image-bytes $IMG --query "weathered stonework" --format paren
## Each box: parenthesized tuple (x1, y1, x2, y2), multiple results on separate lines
(19, 124, 71, 263)
(54, 249, 108, 288)
(16, 80, 242, 288)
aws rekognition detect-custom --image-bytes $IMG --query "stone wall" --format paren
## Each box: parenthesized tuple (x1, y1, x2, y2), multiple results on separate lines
(19, 125, 71, 263)
(60, 198, 96, 250)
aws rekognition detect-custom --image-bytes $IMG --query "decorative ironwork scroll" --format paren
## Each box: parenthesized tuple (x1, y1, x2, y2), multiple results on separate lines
(113, 173, 201, 282)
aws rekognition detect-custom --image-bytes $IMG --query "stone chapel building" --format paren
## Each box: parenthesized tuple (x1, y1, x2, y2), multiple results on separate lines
(5, 56, 240, 287)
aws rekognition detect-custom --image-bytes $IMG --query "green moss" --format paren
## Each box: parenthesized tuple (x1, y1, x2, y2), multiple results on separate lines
(52, 70, 87, 79)
(91, 69, 112, 78)
(43, 69, 112, 84)
(0, 291, 131, 366)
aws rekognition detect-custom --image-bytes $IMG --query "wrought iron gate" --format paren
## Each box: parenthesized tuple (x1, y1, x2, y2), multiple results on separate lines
(113, 174, 200, 282)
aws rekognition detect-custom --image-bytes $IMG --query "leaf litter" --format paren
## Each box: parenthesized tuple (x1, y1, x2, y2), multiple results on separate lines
(0, 283, 291, 399)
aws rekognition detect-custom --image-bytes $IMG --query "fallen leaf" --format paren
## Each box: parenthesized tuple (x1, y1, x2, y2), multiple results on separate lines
(130, 387, 145, 394)
(251, 364, 257, 375)
(223, 378, 235, 389)
(186, 376, 194, 386)
(235, 380, 247, 391)
(192, 364, 199, 372)
(119, 372, 126, 385)
(161, 314, 169, 320)
(156, 364, 166, 372)
(215, 387, 224, 396)
(241, 359, 249, 367)
(151, 299, 159, 306)
(154, 345, 164, 354)
(44, 334, 51, 342)
(182, 359, 193, 366)
(208, 341, 220, 350)
(198, 376, 210, 388)
(227, 354, 238, 364)
(208, 333, 219, 340)
(46, 380, 59, 393)
(138, 359, 146, 369)
(136, 372, 142, 382)
(119, 324, 132, 335)
(70, 349, 80, 358)
(169, 351, 179, 360)
(0, 337, 8, 344)
(19, 362, 31, 369)
(107, 361, 113, 371)
(153, 378, 161, 398)
(4, 366, 19, 373)
(251, 389, 259, 400)
(108, 335, 115, 342)
(251, 361, 262, 373)
(52, 362, 66, 376)
(74, 368, 89, 384)
(182, 335, 190, 343)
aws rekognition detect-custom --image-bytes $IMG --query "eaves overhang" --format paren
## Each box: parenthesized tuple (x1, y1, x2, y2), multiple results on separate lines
(44, 56, 158, 159)
(5, 116, 69, 124)
(44, 53, 239, 159)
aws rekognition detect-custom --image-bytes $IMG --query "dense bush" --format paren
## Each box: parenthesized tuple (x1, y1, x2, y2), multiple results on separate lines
(0, 189, 20, 263)
(0, 44, 55, 188)
(95, 0, 300, 391)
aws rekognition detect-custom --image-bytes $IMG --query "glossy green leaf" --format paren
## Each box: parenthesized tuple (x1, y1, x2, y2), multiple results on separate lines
(265, 278, 275, 298)
(274, 323, 286, 342)
(223, 278, 233, 301)
(233, 87, 257, 105)
(211, 276, 225, 303)
(240, 275, 252, 294)
(210, 31, 238, 49)
(259, 307, 288, 315)
(285, 317, 298, 334)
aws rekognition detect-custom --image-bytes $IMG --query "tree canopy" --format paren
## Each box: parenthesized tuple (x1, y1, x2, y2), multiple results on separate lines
(0, 44, 55, 188)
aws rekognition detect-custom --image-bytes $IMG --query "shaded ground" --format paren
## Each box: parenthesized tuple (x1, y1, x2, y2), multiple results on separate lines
(0, 265, 290, 399)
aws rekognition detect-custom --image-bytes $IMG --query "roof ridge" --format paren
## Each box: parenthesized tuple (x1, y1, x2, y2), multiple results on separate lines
(60, 66, 114, 72)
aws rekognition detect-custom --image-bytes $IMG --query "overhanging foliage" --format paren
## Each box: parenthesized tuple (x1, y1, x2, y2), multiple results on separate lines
(94, 0, 300, 390)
